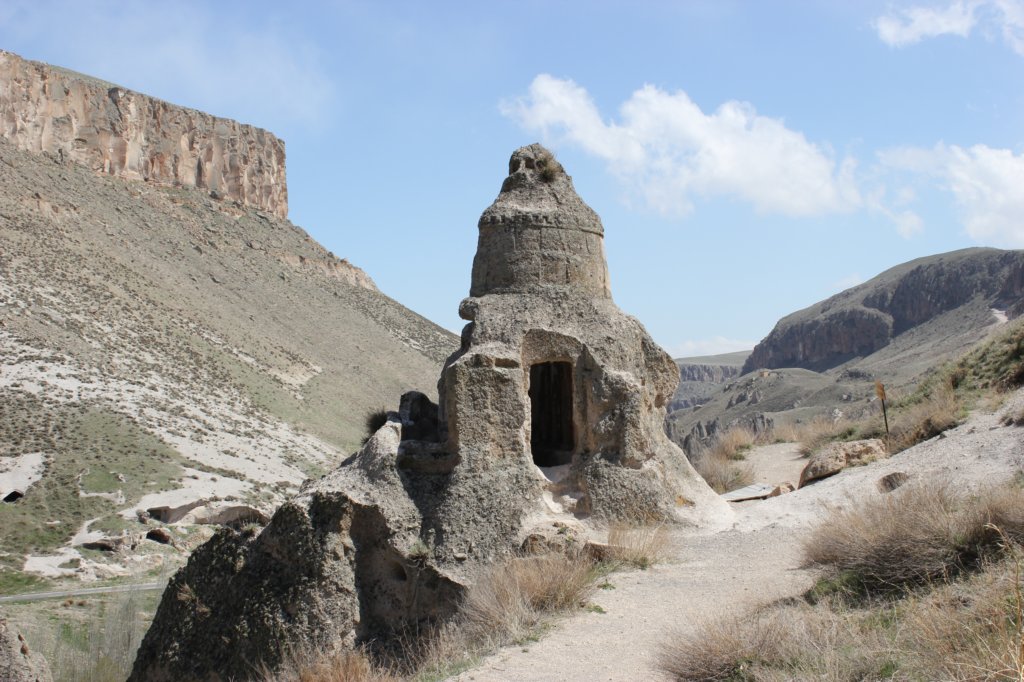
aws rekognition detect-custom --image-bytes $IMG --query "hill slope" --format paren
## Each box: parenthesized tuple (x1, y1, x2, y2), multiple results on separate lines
(743, 248, 1024, 377)
(668, 248, 1022, 455)
(0, 136, 456, 583)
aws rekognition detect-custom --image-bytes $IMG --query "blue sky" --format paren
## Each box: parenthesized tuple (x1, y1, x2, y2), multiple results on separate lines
(2, 1, 1022, 357)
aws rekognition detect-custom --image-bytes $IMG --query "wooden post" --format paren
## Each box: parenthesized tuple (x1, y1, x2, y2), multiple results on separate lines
(875, 381, 890, 451)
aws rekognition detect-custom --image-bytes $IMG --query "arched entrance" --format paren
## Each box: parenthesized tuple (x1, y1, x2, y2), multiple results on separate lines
(529, 361, 575, 467)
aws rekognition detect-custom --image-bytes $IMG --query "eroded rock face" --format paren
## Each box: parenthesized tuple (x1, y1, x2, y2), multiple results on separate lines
(0, 615, 52, 682)
(129, 145, 729, 681)
(0, 50, 287, 218)
(743, 248, 1024, 374)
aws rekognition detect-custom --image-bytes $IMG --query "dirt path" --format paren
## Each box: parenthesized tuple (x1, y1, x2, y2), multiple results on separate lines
(454, 524, 815, 682)
(0, 582, 164, 604)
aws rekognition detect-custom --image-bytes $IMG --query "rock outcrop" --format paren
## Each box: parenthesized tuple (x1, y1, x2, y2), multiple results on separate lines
(0, 50, 287, 218)
(743, 248, 1024, 374)
(798, 438, 888, 487)
(670, 354, 748, 411)
(0, 615, 52, 682)
(129, 144, 729, 681)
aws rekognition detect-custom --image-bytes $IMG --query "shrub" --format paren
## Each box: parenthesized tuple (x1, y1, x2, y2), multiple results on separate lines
(887, 384, 962, 453)
(362, 408, 390, 445)
(658, 603, 895, 682)
(708, 426, 756, 461)
(693, 452, 753, 494)
(536, 152, 562, 183)
(458, 552, 597, 646)
(803, 481, 1024, 596)
(265, 649, 397, 682)
(660, 484, 1024, 682)
(606, 523, 674, 569)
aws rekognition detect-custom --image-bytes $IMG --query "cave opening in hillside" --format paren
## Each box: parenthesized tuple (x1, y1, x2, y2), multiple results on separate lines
(529, 361, 575, 467)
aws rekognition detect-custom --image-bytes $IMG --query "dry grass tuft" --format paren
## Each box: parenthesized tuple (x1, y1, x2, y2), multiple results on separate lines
(888, 384, 962, 452)
(771, 416, 842, 455)
(606, 523, 674, 569)
(661, 484, 1024, 681)
(1003, 404, 1024, 427)
(900, 551, 1024, 681)
(659, 602, 895, 682)
(804, 482, 1024, 595)
(458, 552, 597, 646)
(708, 426, 756, 461)
(266, 649, 398, 682)
(362, 408, 390, 445)
(693, 451, 754, 494)
(776, 383, 961, 460)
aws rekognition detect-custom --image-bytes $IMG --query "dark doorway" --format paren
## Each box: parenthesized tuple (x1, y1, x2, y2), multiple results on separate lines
(529, 361, 575, 466)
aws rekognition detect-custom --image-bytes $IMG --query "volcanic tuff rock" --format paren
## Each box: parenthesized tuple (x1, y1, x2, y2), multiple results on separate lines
(0, 49, 287, 218)
(743, 248, 1024, 375)
(129, 145, 729, 681)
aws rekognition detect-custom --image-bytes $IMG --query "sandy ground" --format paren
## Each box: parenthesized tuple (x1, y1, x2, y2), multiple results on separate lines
(455, 389, 1024, 682)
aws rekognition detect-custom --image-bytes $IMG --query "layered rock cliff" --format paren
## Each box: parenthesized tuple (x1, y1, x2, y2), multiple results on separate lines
(669, 351, 749, 412)
(0, 49, 287, 218)
(743, 248, 1024, 374)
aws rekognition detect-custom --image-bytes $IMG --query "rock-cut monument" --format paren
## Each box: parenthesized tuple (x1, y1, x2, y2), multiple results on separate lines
(129, 144, 729, 681)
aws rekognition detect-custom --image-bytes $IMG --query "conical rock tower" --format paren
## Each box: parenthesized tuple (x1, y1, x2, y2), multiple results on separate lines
(128, 145, 730, 682)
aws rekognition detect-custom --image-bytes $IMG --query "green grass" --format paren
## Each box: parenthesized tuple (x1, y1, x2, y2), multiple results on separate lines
(0, 397, 186, 568)
(0, 569, 52, 595)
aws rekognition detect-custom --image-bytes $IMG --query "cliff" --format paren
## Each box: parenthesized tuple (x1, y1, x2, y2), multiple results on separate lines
(743, 248, 1024, 375)
(0, 50, 287, 218)
(670, 351, 750, 412)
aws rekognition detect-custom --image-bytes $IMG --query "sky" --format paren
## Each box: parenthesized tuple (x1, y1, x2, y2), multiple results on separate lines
(2, 1, 1023, 357)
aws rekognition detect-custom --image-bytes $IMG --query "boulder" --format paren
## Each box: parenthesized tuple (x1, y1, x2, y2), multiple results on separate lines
(798, 439, 888, 488)
(769, 482, 795, 497)
(0, 615, 52, 682)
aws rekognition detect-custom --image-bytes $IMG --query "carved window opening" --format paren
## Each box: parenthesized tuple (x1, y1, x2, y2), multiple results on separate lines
(529, 361, 575, 467)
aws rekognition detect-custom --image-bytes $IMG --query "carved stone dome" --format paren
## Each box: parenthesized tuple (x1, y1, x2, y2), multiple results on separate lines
(470, 144, 611, 298)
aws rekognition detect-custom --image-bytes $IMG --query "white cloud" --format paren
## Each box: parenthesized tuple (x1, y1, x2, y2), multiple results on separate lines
(502, 75, 861, 218)
(0, 1, 335, 129)
(874, 0, 1024, 55)
(668, 337, 757, 359)
(874, 1, 978, 46)
(880, 143, 1024, 246)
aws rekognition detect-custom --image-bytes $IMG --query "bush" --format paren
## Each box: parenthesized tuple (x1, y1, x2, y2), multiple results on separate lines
(658, 603, 895, 682)
(362, 408, 390, 445)
(458, 552, 597, 646)
(693, 452, 753, 494)
(708, 427, 756, 461)
(536, 152, 562, 183)
(606, 523, 674, 569)
(887, 384, 962, 453)
(265, 649, 397, 682)
(660, 483, 1024, 682)
(803, 482, 1024, 596)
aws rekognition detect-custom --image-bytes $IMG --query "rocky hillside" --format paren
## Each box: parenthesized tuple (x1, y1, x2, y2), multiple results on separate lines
(0, 50, 287, 218)
(669, 248, 1023, 456)
(0, 61, 456, 587)
(743, 248, 1024, 376)
(670, 351, 749, 411)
